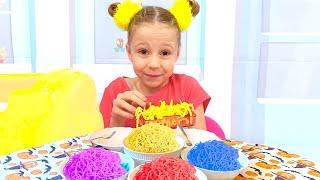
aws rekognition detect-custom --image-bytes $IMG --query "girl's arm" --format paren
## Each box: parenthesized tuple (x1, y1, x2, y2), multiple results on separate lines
(190, 104, 207, 130)
(109, 117, 126, 127)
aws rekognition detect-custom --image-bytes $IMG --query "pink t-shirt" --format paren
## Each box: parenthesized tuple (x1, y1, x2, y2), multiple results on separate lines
(99, 74, 211, 128)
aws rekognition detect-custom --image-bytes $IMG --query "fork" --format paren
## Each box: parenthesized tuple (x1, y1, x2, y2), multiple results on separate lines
(90, 131, 116, 141)
(177, 125, 193, 146)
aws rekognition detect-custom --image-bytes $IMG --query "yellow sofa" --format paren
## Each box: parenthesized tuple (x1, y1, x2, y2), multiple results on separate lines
(0, 69, 103, 155)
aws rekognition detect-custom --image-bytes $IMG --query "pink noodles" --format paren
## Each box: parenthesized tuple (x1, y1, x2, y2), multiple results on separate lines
(63, 147, 126, 180)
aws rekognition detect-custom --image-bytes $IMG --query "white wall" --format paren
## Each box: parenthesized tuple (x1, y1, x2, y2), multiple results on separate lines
(203, 1, 236, 138)
(34, 0, 71, 72)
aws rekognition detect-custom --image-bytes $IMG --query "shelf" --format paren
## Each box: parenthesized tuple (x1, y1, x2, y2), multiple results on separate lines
(257, 98, 320, 105)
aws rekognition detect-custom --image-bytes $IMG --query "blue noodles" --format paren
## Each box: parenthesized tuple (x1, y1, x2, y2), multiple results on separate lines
(187, 140, 241, 171)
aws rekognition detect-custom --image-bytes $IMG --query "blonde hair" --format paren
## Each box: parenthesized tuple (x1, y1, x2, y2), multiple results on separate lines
(108, 0, 200, 45)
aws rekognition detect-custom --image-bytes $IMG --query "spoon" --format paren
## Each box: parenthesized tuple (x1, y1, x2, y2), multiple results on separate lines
(90, 131, 116, 141)
(177, 125, 193, 146)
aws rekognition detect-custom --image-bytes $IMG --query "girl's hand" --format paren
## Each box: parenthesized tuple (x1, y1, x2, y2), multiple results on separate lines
(111, 91, 147, 122)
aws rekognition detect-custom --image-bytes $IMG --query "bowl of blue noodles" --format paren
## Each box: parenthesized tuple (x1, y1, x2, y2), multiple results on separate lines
(181, 140, 249, 180)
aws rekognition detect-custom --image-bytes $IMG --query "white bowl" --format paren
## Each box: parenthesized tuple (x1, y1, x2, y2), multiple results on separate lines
(127, 164, 207, 180)
(61, 150, 134, 180)
(175, 128, 220, 144)
(123, 136, 185, 162)
(181, 147, 249, 180)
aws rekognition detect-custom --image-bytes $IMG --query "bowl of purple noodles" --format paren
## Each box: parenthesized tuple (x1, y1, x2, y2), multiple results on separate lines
(61, 147, 134, 180)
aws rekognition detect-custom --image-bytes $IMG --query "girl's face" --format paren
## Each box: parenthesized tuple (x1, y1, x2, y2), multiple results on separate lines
(127, 22, 180, 94)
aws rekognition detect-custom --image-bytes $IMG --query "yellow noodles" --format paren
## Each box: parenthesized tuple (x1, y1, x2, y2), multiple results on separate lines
(135, 100, 194, 127)
(124, 123, 179, 153)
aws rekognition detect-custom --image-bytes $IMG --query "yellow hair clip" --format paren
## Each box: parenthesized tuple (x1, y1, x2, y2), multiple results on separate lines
(111, 0, 195, 32)
(113, 0, 142, 31)
(169, 0, 193, 31)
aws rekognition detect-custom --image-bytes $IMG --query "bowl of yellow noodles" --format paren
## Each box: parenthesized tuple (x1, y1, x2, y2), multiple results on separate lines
(123, 123, 185, 161)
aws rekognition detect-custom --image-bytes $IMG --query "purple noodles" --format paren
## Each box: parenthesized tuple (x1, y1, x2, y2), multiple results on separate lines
(63, 147, 126, 180)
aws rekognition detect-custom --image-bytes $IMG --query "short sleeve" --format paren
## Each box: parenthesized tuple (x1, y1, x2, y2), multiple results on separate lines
(99, 87, 113, 127)
(99, 77, 129, 127)
(183, 75, 211, 112)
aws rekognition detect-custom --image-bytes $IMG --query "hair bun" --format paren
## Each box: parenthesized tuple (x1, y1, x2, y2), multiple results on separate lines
(189, 0, 200, 17)
(108, 3, 120, 17)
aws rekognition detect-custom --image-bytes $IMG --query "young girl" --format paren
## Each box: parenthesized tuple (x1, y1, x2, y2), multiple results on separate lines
(100, 0, 210, 130)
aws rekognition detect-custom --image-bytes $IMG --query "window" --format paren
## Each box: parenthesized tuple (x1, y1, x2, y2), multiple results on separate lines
(258, 0, 320, 101)
(0, 0, 13, 64)
(0, 0, 34, 72)
(233, 0, 320, 163)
